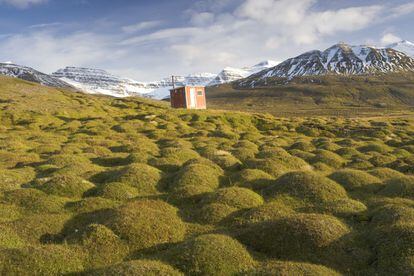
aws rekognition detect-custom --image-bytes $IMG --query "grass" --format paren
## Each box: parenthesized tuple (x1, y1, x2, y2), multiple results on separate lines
(0, 75, 414, 274)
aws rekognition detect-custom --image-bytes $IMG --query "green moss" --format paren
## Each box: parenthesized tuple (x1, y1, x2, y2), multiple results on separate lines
(227, 201, 295, 227)
(86, 260, 183, 276)
(65, 197, 120, 214)
(370, 223, 414, 274)
(290, 141, 316, 152)
(66, 224, 129, 269)
(358, 143, 392, 154)
(106, 199, 186, 251)
(0, 225, 25, 249)
(3, 188, 67, 213)
(165, 234, 254, 276)
(266, 171, 348, 204)
(0, 245, 85, 275)
(171, 159, 223, 195)
(379, 176, 414, 198)
(35, 174, 95, 198)
(106, 163, 163, 196)
(96, 182, 140, 201)
(7, 213, 71, 244)
(229, 169, 274, 191)
(0, 167, 36, 191)
(245, 159, 288, 178)
(243, 261, 341, 276)
(0, 204, 21, 223)
(369, 154, 397, 167)
(238, 214, 350, 263)
(198, 203, 238, 224)
(310, 150, 346, 169)
(202, 187, 264, 210)
(328, 169, 382, 192)
(368, 167, 405, 180)
(370, 204, 414, 226)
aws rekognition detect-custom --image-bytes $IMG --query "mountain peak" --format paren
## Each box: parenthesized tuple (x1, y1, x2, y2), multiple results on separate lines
(237, 43, 414, 86)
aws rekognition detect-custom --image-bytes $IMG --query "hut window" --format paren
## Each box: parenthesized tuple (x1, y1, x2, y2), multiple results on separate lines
(197, 91, 203, 96)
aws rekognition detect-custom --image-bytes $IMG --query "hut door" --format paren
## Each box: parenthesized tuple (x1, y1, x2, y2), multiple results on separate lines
(189, 88, 197, 109)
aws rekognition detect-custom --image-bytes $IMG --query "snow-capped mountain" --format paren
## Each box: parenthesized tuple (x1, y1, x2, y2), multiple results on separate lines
(52, 67, 154, 97)
(52, 67, 216, 99)
(209, 60, 279, 86)
(0, 62, 72, 88)
(388, 40, 414, 57)
(239, 43, 414, 86)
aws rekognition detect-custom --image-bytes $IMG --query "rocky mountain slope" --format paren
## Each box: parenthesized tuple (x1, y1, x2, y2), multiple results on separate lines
(238, 43, 414, 87)
(0, 62, 72, 88)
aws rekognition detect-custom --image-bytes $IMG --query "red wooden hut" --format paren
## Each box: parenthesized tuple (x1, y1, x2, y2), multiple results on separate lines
(170, 85, 207, 110)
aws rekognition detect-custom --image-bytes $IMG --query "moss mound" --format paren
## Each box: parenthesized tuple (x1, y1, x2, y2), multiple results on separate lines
(328, 169, 382, 192)
(230, 169, 274, 191)
(310, 150, 346, 168)
(106, 199, 186, 251)
(198, 203, 238, 224)
(0, 245, 85, 275)
(245, 159, 288, 178)
(35, 175, 95, 198)
(86, 260, 183, 276)
(96, 182, 140, 200)
(0, 167, 36, 191)
(8, 213, 71, 244)
(266, 171, 348, 203)
(379, 176, 414, 198)
(243, 261, 341, 276)
(369, 167, 405, 180)
(370, 224, 414, 274)
(171, 159, 223, 198)
(165, 234, 254, 275)
(358, 143, 391, 154)
(238, 214, 350, 262)
(371, 205, 414, 226)
(106, 163, 163, 196)
(66, 224, 129, 269)
(203, 187, 264, 210)
(3, 188, 67, 213)
(65, 197, 120, 214)
(227, 201, 295, 227)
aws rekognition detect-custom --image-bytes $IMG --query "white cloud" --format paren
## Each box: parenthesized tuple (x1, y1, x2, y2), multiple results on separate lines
(1, 0, 413, 81)
(389, 1, 414, 17)
(122, 21, 163, 33)
(381, 33, 402, 45)
(0, 0, 48, 8)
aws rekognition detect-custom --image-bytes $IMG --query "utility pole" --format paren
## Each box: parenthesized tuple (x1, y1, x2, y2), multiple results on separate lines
(172, 76, 175, 89)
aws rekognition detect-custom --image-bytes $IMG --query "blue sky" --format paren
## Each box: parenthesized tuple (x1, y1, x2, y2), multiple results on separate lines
(0, 0, 413, 81)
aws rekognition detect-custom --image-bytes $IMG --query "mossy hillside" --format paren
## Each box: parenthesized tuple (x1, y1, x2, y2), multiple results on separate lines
(0, 77, 414, 274)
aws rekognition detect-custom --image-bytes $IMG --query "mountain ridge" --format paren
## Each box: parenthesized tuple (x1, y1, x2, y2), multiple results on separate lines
(238, 42, 414, 87)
